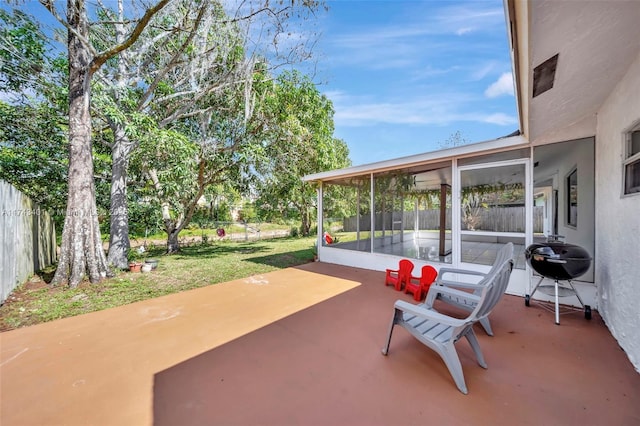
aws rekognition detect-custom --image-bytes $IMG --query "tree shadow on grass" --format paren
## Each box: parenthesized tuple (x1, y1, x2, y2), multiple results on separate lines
(244, 249, 314, 269)
(170, 243, 272, 260)
(170, 244, 313, 269)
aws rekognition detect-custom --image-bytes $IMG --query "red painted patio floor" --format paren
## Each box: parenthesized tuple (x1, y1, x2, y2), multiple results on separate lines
(1, 262, 639, 425)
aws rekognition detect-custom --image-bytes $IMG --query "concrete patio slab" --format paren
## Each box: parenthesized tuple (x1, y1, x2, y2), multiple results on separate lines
(1, 266, 359, 425)
(1, 262, 639, 425)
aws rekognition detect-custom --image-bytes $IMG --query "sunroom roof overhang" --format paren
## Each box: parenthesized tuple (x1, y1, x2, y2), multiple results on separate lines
(303, 134, 529, 183)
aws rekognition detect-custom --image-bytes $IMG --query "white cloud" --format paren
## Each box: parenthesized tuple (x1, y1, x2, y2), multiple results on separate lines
(483, 112, 518, 126)
(435, 5, 505, 35)
(323, 90, 348, 102)
(470, 62, 497, 81)
(484, 72, 514, 98)
(331, 93, 470, 127)
(325, 3, 506, 70)
(330, 92, 516, 128)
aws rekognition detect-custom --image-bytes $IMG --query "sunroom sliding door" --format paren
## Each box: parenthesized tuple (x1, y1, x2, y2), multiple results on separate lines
(455, 159, 531, 278)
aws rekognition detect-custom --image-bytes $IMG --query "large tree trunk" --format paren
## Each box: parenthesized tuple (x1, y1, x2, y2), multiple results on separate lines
(292, 198, 311, 237)
(147, 168, 183, 254)
(147, 161, 208, 254)
(106, 124, 132, 269)
(300, 206, 311, 236)
(52, 0, 111, 287)
(106, 0, 132, 270)
(166, 228, 180, 254)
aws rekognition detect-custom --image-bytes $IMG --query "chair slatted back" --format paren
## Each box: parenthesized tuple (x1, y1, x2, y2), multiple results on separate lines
(450, 243, 514, 336)
(399, 259, 415, 283)
(472, 259, 514, 322)
(470, 243, 514, 290)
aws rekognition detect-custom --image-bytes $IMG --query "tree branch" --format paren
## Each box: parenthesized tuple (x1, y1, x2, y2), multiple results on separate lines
(90, 0, 172, 74)
(39, 0, 98, 57)
(136, 2, 209, 110)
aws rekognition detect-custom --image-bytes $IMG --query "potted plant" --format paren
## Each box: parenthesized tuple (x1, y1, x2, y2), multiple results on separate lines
(127, 248, 144, 272)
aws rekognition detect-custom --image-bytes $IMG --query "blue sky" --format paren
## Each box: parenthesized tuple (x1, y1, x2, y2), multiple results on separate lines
(314, 0, 518, 166)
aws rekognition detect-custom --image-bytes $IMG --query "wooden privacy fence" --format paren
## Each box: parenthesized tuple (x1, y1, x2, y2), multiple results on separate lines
(0, 181, 57, 304)
(343, 206, 544, 233)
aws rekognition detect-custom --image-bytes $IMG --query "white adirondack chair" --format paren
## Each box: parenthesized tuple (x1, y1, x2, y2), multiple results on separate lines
(381, 255, 514, 394)
(432, 242, 514, 336)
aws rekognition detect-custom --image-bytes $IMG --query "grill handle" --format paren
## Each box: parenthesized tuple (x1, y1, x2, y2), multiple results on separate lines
(546, 258, 567, 264)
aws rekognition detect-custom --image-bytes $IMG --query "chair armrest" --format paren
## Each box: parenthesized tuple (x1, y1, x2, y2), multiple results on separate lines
(436, 267, 486, 288)
(437, 279, 485, 290)
(430, 284, 481, 300)
(394, 300, 466, 327)
(424, 284, 481, 309)
(437, 267, 487, 278)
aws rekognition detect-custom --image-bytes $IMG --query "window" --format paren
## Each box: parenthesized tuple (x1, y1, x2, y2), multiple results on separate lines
(322, 175, 371, 253)
(372, 164, 452, 264)
(566, 168, 577, 227)
(624, 126, 640, 195)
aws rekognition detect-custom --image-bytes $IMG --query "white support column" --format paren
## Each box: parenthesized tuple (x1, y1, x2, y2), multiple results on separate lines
(400, 193, 404, 242)
(356, 186, 361, 250)
(451, 159, 461, 266)
(370, 174, 375, 253)
(525, 149, 533, 250)
(317, 182, 324, 256)
(414, 199, 419, 238)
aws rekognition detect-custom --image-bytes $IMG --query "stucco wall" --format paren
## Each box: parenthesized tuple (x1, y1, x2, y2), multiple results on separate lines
(555, 138, 595, 282)
(533, 138, 595, 282)
(595, 52, 640, 372)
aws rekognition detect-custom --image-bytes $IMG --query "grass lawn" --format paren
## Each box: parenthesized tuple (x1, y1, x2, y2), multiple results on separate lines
(0, 236, 316, 331)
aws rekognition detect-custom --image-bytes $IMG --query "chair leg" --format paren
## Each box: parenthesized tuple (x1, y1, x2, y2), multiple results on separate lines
(381, 309, 401, 355)
(479, 317, 494, 336)
(413, 288, 422, 302)
(464, 329, 487, 369)
(438, 343, 468, 395)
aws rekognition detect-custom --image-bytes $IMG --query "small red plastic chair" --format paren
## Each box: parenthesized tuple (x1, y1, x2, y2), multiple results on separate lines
(405, 265, 438, 301)
(385, 259, 415, 291)
(323, 232, 334, 244)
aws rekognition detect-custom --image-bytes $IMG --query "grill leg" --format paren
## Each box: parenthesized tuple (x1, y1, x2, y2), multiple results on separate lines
(566, 280, 585, 308)
(529, 275, 545, 298)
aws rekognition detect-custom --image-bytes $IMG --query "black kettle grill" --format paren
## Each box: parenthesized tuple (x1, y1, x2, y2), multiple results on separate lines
(525, 235, 592, 324)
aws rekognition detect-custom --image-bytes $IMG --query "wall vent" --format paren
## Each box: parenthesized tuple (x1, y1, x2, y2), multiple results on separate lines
(533, 54, 559, 97)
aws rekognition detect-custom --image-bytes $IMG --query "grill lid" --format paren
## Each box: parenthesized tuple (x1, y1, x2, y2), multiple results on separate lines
(525, 239, 591, 280)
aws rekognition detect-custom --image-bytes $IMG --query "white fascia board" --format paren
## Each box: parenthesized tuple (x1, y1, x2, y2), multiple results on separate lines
(505, 0, 530, 140)
(504, 0, 524, 137)
(303, 134, 528, 182)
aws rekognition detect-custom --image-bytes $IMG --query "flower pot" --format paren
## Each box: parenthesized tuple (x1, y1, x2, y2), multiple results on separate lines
(145, 259, 159, 270)
(129, 262, 143, 272)
(141, 263, 152, 273)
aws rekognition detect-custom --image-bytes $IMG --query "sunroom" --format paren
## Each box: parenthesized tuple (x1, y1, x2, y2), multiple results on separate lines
(304, 133, 596, 308)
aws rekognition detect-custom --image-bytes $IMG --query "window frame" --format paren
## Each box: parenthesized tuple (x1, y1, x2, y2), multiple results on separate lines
(623, 123, 640, 196)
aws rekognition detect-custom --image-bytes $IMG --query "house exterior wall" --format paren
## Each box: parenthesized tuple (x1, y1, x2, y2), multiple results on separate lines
(551, 138, 595, 283)
(595, 52, 640, 372)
